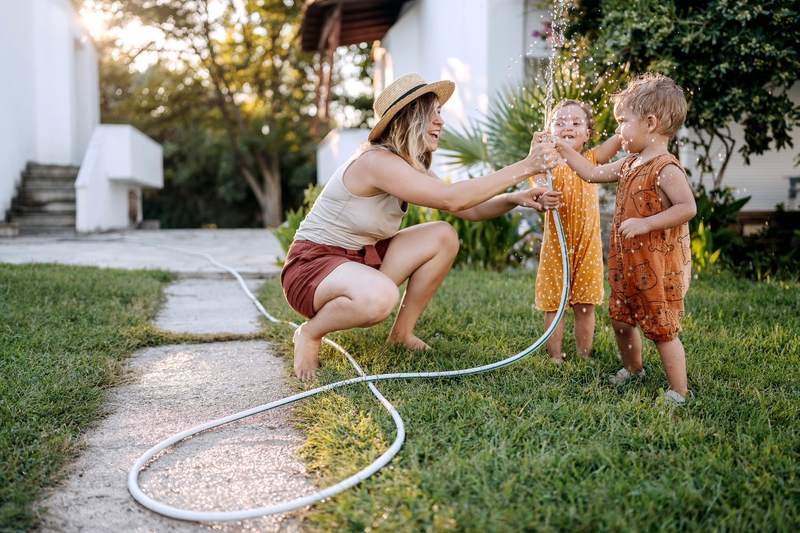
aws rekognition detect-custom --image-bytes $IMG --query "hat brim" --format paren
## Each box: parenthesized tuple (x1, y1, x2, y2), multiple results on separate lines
(368, 80, 455, 142)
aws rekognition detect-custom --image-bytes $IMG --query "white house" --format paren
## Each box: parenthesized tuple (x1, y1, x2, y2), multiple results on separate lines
(0, 0, 163, 235)
(302, 0, 799, 225)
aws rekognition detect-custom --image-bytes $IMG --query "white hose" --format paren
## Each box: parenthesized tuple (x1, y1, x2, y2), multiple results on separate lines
(127, 204, 570, 522)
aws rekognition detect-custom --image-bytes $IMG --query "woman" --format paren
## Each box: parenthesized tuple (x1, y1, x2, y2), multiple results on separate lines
(282, 74, 562, 379)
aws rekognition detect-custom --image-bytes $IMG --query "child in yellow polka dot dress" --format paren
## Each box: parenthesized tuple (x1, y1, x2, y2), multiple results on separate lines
(535, 100, 621, 363)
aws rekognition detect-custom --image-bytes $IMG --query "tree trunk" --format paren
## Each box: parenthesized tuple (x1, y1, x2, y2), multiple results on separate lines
(258, 153, 283, 227)
(240, 157, 282, 228)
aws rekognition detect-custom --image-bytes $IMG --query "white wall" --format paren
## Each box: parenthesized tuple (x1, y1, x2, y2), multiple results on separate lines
(0, 0, 99, 219)
(487, 0, 526, 100)
(316, 128, 370, 185)
(0, 2, 37, 220)
(76, 125, 163, 232)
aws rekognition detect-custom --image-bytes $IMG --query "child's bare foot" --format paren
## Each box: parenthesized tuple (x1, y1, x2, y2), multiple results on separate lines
(293, 324, 320, 381)
(550, 353, 566, 364)
(389, 334, 431, 351)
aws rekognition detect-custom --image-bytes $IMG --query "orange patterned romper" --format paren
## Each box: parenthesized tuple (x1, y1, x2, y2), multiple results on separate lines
(608, 153, 692, 342)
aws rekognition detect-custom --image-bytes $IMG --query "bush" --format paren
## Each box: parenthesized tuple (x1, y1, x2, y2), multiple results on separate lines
(724, 206, 800, 281)
(273, 184, 322, 264)
(690, 185, 750, 250)
(401, 205, 536, 270)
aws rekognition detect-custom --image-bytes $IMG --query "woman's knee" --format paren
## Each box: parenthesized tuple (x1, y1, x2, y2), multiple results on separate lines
(428, 221, 459, 255)
(358, 281, 399, 322)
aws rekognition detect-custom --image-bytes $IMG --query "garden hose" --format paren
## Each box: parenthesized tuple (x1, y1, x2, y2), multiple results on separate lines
(127, 179, 570, 522)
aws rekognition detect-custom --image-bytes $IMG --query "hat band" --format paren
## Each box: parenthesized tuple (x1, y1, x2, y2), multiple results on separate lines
(379, 83, 427, 118)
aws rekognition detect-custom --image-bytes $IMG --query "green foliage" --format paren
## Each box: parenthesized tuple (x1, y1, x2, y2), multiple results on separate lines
(566, 0, 800, 186)
(273, 184, 323, 261)
(440, 57, 624, 171)
(691, 221, 721, 273)
(402, 205, 536, 270)
(258, 269, 800, 531)
(724, 206, 800, 280)
(690, 184, 750, 251)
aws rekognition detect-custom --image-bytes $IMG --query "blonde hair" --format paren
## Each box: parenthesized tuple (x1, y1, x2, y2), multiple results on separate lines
(371, 92, 438, 171)
(551, 99, 595, 134)
(613, 73, 687, 138)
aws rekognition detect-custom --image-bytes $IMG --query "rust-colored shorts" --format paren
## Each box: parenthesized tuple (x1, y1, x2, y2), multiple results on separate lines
(280, 238, 393, 318)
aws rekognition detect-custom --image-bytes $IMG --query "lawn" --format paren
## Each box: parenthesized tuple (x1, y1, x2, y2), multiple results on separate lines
(0, 264, 171, 532)
(260, 269, 800, 531)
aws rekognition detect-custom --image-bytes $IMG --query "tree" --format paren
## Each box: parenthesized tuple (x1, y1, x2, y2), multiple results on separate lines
(565, 0, 800, 188)
(93, 0, 318, 226)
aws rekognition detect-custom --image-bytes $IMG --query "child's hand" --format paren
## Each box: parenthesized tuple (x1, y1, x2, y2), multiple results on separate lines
(618, 217, 652, 238)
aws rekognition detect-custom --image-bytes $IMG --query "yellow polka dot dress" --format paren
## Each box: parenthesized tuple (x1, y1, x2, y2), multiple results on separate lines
(535, 150, 604, 311)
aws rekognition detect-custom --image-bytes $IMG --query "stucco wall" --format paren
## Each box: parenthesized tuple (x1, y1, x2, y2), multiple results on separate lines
(0, 0, 99, 219)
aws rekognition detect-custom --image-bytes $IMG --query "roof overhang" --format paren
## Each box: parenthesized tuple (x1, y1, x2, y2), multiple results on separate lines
(300, 0, 409, 51)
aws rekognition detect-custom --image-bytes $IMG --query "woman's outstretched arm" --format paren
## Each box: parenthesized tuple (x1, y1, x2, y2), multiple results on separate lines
(362, 139, 560, 212)
(452, 188, 562, 221)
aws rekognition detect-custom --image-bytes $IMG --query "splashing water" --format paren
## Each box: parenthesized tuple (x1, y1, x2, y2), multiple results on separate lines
(531, 0, 570, 191)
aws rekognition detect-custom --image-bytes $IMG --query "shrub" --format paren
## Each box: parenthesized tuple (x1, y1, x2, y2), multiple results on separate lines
(723, 206, 800, 281)
(401, 205, 537, 271)
(273, 184, 322, 264)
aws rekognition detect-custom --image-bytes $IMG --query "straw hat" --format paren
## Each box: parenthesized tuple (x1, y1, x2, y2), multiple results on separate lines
(368, 74, 455, 142)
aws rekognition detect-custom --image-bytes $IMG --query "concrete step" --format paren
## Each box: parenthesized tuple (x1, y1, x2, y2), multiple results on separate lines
(11, 212, 75, 227)
(13, 202, 76, 215)
(22, 177, 76, 190)
(0, 223, 20, 238)
(18, 226, 75, 236)
(20, 188, 76, 204)
(25, 163, 80, 180)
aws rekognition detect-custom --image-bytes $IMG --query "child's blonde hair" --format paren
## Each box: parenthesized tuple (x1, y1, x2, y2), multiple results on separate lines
(613, 73, 687, 138)
(550, 99, 595, 135)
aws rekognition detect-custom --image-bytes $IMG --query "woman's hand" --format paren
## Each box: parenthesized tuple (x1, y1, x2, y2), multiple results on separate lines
(525, 134, 561, 175)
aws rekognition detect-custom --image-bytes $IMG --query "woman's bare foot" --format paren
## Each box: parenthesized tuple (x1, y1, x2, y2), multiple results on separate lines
(389, 333, 431, 351)
(293, 324, 321, 381)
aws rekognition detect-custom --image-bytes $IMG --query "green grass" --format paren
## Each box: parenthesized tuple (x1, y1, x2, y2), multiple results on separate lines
(260, 269, 800, 531)
(0, 264, 174, 532)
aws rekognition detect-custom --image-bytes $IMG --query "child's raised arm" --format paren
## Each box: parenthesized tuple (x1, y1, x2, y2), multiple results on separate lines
(592, 135, 623, 165)
(618, 164, 697, 238)
(556, 138, 624, 183)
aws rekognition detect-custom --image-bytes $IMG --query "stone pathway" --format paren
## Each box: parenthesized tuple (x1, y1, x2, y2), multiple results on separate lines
(156, 279, 265, 335)
(0, 229, 282, 278)
(10, 230, 316, 531)
(39, 342, 313, 532)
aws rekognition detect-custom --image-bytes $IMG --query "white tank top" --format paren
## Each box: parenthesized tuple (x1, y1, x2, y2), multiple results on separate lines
(294, 150, 408, 249)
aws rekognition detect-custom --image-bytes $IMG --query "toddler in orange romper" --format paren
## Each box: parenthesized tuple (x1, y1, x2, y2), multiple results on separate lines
(555, 73, 697, 405)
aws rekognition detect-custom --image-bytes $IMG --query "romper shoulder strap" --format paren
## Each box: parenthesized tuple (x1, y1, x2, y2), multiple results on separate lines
(648, 153, 685, 180)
